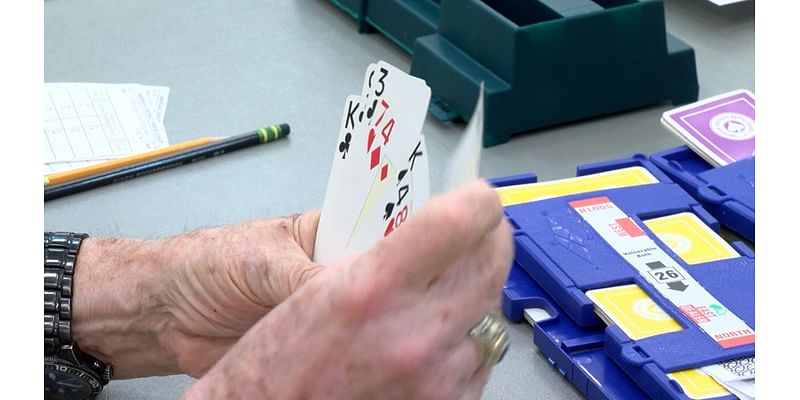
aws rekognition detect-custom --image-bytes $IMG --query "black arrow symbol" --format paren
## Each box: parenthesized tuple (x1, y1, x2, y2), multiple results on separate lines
(646, 261, 667, 270)
(667, 281, 689, 291)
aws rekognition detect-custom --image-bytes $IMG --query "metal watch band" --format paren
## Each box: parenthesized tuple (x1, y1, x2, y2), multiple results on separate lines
(44, 232, 88, 355)
(44, 232, 113, 388)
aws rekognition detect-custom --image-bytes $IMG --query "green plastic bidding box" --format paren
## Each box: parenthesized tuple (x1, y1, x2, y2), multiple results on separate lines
(330, 0, 698, 147)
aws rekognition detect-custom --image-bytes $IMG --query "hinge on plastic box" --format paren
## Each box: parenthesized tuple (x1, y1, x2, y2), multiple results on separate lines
(634, 345, 650, 359)
(697, 184, 730, 203)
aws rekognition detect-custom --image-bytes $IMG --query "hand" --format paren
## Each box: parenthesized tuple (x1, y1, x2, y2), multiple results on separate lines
(71, 212, 322, 378)
(159, 212, 322, 377)
(184, 180, 514, 399)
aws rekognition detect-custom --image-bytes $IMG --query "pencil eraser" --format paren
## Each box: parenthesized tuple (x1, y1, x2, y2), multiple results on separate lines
(279, 123, 290, 136)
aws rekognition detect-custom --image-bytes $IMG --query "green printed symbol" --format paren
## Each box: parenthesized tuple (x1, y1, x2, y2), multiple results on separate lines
(709, 304, 727, 316)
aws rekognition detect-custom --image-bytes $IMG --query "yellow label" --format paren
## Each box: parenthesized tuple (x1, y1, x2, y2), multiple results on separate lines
(495, 166, 659, 206)
(586, 284, 682, 340)
(645, 213, 739, 265)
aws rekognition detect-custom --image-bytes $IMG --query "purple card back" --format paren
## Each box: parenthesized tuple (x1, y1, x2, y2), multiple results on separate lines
(665, 90, 755, 166)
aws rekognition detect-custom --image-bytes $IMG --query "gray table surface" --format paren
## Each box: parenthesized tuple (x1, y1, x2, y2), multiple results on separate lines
(44, 0, 754, 398)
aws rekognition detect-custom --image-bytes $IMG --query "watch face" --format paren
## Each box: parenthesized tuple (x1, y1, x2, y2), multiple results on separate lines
(45, 364, 101, 400)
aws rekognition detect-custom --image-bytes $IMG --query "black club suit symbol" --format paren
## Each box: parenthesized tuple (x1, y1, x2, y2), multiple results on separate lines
(339, 133, 351, 159)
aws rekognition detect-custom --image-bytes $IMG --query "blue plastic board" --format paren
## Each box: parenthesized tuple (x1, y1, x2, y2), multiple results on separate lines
(504, 263, 738, 400)
(503, 263, 652, 400)
(505, 182, 755, 356)
(650, 146, 755, 242)
(507, 186, 716, 326)
(575, 153, 674, 184)
(497, 154, 754, 398)
(504, 154, 728, 326)
(488, 172, 538, 188)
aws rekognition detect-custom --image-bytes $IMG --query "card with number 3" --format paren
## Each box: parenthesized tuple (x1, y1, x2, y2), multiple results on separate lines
(314, 61, 431, 264)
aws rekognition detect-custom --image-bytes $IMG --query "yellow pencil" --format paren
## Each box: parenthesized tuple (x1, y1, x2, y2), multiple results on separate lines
(44, 136, 222, 187)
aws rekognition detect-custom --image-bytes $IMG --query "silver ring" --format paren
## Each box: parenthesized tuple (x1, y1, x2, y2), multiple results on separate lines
(469, 314, 510, 368)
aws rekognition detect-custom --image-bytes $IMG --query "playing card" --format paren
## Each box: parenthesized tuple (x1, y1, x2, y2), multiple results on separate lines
(661, 89, 755, 167)
(644, 212, 739, 265)
(702, 357, 755, 400)
(360, 60, 431, 176)
(668, 369, 730, 400)
(360, 62, 377, 100)
(346, 61, 431, 242)
(315, 61, 432, 264)
(348, 136, 430, 252)
(444, 83, 484, 191)
(384, 136, 430, 236)
(702, 356, 755, 381)
(314, 95, 375, 264)
(719, 378, 754, 400)
(586, 284, 683, 340)
(494, 166, 660, 206)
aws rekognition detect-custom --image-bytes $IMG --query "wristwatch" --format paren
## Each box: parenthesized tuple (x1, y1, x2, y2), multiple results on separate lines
(45, 232, 112, 400)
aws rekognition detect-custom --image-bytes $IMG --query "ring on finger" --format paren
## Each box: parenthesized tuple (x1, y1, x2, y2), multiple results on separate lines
(468, 313, 509, 368)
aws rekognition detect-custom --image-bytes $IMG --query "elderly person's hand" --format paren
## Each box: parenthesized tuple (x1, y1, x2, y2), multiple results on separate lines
(71, 210, 322, 378)
(183, 180, 514, 399)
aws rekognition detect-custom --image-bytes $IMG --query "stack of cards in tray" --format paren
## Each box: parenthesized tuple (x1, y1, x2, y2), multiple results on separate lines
(493, 149, 755, 399)
(661, 89, 754, 169)
(314, 61, 433, 265)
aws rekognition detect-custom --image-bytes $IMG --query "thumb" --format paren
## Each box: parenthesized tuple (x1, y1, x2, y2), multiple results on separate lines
(285, 209, 323, 295)
(286, 261, 324, 296)
(292, 209, 321, 259)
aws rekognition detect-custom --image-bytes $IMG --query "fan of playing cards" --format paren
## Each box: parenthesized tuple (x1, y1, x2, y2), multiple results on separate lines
(314, 61, 484, 265)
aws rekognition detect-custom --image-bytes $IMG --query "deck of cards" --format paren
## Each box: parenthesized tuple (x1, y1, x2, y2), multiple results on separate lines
(314, 61, 486, 265)
(314, 61, 438, 263)
(314, 61, 433, 264)
(661, 89, 755, 167)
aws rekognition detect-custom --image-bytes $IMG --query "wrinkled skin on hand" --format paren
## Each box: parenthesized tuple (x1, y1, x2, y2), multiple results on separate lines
(183, 180, 514, 399)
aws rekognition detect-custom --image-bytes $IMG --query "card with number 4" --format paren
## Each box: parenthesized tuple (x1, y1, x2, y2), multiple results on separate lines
(347, 61, 432, 253)
(359, 61, 431, 181)
(315, 61, 432, 264)
(347, 136, 430, 255)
